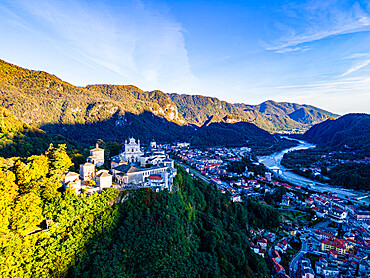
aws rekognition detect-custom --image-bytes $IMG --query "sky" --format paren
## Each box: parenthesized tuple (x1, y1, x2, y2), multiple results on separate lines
(1, 0, 370, 115)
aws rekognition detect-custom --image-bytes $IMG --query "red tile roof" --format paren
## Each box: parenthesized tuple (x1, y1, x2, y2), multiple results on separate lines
(273, 264, 284, 273)
(321, 239, 346, 249)
(147, 175, 162, 180)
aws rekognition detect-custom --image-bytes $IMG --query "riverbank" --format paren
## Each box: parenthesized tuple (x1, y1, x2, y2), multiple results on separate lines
(258, 139, 370, 205)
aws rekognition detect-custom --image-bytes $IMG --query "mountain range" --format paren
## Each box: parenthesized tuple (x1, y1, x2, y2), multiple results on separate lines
(0, 59, 338, 134)
(302, 113, 370, 156)
(170, 93, 338, 132)
(0, 58, 341, 154)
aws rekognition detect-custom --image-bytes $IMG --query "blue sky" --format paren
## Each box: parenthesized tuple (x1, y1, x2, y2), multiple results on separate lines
(1, 0, 370, 114)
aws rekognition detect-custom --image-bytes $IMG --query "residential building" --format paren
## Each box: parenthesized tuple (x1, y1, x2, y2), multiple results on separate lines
(96, 170, 113, 190)
(327, 206, 348, 223)
(298, 258, 315, 278)
(257, 238, 268, 250)
(354, 210, 370, 221)
(80, 163, 95, 181)
(315, 258, 339, 277)
(321, 239, 351, 255)
(87, 143, 104, 167)
(63, 171, 81, 194)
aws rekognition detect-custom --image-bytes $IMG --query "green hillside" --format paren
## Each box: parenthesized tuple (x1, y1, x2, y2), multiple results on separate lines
(0, 59, 186, 129)
(170, 94, 338, 133)
(0, 107, 50, 157)
(169, 93, 242, 125)
(235, 100, 338, 132)
(0, 59, 296, 154)
(0, 148, 272, 277)
(302, 113, 370, 155)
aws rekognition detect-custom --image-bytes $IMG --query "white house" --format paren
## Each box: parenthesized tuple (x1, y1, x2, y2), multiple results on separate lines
(96, 170, 113, 190)
(80, 163, 95, 181)
(87, 143, 105, 167)
(63, 171, 81, 194)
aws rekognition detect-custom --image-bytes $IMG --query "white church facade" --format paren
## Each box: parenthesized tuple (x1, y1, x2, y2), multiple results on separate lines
(112, 138, 177, 191)
(119, 138, 144, 163)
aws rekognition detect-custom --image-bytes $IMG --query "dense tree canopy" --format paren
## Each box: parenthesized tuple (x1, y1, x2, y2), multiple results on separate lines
(0, 145, 275, 277)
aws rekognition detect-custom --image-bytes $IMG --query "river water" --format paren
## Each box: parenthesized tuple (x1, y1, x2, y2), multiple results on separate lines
(258, 138, 369, 204)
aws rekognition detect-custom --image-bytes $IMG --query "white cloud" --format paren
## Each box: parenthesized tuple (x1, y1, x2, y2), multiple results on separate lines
(341, 59, 370, 76)
(274, 46, 310, 53)
(4, 0, 199, 92)
(266, 1, 370, 52)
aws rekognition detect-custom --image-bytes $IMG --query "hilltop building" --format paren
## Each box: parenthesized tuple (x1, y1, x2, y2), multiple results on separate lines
(64, 142, 113, 194)
(111, 157, 128, 170)
(80, 163, 95, 181)
(139, 140, 167, 167)
(62, 172, 81, 194)
(87, 143, 104, 167)
(119, 138, 143, 163)
(96, 170, 113, 190)
(112, 162, 176, 192)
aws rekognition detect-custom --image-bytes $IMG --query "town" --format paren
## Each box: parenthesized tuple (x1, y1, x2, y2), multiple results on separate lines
(63, 138, 370, 278)
(172, 143, 370, 278)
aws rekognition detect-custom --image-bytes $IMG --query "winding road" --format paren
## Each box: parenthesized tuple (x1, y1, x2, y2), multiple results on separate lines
(289, 234, 308, 278)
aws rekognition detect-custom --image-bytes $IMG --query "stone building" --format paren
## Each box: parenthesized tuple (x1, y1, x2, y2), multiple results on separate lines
(119, 138, 143, 163)
(96, 170, 113, 190)
(63, 171, 81, 194)
(80, 163, 95, 181)
(87, 143, 105, 167)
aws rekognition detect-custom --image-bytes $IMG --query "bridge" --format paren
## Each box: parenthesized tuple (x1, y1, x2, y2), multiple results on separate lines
(355, 195, 370, 201)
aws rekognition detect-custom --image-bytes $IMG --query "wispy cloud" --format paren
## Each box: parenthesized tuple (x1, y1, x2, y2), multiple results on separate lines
(4, 0, 199, 92)
(274, 46, 310, 54)
(341, 59, 370, 76)
(250, 75, 370, 114)
(266, 1, 370, 52)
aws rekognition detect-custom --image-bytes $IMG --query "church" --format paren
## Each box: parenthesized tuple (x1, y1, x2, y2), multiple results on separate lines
(119, 138, 144, 163)
(111, 138, 177, 191)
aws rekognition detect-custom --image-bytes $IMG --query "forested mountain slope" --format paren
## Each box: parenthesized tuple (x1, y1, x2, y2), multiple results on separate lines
(0, 107, 50, 157)
(302, 113, 370, 155)
(0, 59, 186, 129)
(170, 94, 338, 133)
(0, 147, 274, 277)
(0, 59, 296, 154)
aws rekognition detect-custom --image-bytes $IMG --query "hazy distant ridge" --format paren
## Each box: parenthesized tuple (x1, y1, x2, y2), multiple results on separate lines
(169, 93, 339, 132)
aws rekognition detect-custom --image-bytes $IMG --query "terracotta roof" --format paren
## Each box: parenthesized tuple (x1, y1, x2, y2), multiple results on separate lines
(272, 250, 281, 258)
(321, 239, 346, 249)
(147, 175, 162, 180)
(90, 147, 103, 152)
(273, 264, 284, 273)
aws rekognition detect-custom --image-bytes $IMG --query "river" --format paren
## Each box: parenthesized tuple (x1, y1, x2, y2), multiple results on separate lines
(258, 138, 370, 204)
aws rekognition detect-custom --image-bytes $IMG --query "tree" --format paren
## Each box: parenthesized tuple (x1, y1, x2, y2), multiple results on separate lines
(45, 144, 73, 174)
(15, 155, 49, 194)
(11, 192, 43, 235)
(0, 170, 18, 234)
